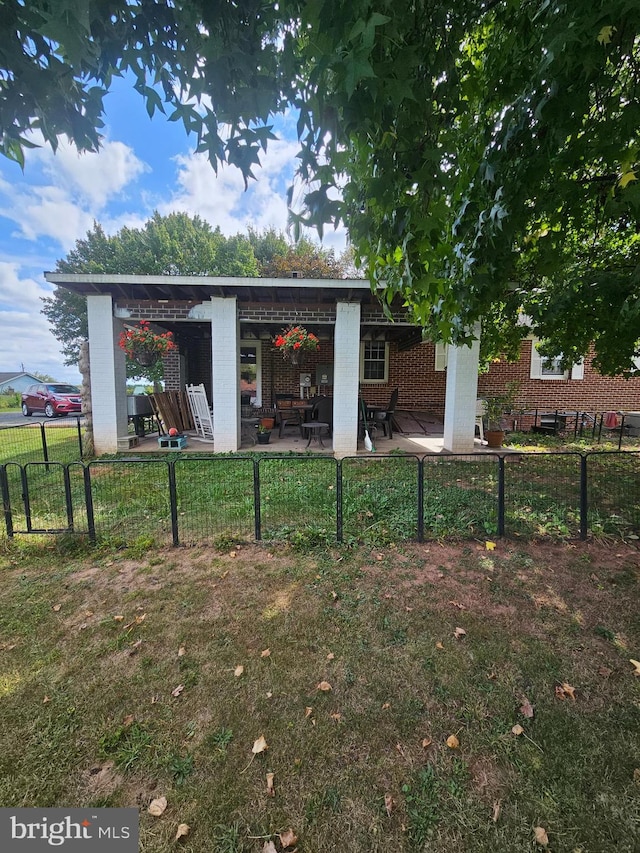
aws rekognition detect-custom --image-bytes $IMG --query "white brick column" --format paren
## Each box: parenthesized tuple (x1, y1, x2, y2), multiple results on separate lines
(86, 294, 127, 455)
(333, 301, 361, 455)
(211, 296, 239, 452)
(443, 323, 481, 453)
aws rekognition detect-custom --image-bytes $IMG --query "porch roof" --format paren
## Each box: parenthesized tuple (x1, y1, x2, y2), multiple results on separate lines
(44, 273, 376, 305)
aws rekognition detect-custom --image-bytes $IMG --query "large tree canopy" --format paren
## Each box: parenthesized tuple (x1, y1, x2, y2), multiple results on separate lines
(7, 0, 640, 373)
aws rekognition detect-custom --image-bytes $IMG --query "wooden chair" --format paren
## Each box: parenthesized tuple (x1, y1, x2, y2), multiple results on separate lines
(276, 400, 304, 438)
(374, 387, 399, 438)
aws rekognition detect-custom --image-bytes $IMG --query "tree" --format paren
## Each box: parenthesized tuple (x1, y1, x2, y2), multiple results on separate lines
(9, 1, 640, 373)
(249, 228, 348, 278)
(42, 212, 260, 373)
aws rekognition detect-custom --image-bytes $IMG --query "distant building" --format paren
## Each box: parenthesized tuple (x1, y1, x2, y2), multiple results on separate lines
(0, 372, 42, 394)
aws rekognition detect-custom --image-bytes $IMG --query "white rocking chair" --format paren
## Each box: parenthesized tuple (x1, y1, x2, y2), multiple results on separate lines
(186, 384, 214, 441)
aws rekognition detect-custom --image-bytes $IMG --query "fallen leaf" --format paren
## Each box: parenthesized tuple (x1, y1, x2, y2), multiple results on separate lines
(128, 638, 143, 656)
(316, 680, 332, 692)
(266, 771, 275, 796)
(446, 734, 460, 749)
(384, 793, 394, 816)
(492, 800, 501, 822)
(279, 828, 297, 848)
(382, 702, 391, 710)
(123, 714, 135, 727)
(219, 570, 229, 579)
(633, 768, 640, 784)
(560, 682, 576, 701)
(52, 604, 62, 612)
(177, 646, 186, 657)
(266, 691, 273, 699)
(519, 697, 534, 718)
(150, 694, 159, 704)
(234, 665, 244, 677)
(511, 724, 524, 736)
(629, 659, 640, 676)
(175, 823, 190, 840)
(171, 684, 185, 697)
(42, 695, 50, 704)
(330, 712, 342, 722)
(229, 550, 237, 558)
(261, 648, 271, 658)
(598, 666, 613, 678)
(421, 737, 432, 748)
(534, 826, 549, 847)
(449, 600, 466, 609)
(252, 735, 268, 754)
(148, 797, 167, 817)
(326, 652, 335, 661)
(262, 842, 278, 853)
(113, 615, 124, 622)
(331, 590, 339, 600)
(454, 627, 466, 639)
(485, 541, 496, 551)
(304, 707, 313, 718)
(435, 642, 444, 650)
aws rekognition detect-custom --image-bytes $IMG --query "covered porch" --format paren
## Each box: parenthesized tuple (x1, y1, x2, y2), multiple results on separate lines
(45, 274, 484, 457)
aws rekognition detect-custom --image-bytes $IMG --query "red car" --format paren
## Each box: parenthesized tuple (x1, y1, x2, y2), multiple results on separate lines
(21, 383, 82, 418)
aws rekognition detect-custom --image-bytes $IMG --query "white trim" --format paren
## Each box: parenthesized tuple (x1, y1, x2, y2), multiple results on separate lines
(530, 339, 583, 380)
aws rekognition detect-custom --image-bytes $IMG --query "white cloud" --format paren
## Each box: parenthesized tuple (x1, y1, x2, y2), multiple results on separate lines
(0, 138, 147, 250)
(0, 263, 79, 382)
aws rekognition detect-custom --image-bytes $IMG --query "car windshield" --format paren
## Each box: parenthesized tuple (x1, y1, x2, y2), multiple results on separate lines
(47, 385, 80, 394)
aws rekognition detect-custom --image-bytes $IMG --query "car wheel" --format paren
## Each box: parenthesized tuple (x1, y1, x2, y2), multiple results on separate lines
(44, 403, 56, 418)
(22, 403, 32, 417)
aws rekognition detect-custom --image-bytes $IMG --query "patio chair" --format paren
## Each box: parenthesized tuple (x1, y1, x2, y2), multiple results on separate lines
(311, 395, 333, 436)
(373, 387, 399, 438)
(185, 383, 214, 441)
(276, 400, 304, 438)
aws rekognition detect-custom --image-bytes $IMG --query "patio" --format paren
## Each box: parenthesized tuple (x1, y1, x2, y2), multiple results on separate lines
(122, 410, 498, 456)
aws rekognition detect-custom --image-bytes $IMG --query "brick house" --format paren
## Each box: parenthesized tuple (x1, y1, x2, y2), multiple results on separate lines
(45, 273, 640, 455)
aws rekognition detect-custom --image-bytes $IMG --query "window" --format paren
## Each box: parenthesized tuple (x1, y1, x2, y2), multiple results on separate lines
(530, 339, 583, 380)
(360, 341, 389, 383)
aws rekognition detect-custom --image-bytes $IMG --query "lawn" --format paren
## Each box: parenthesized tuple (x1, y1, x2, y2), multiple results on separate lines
(0, 536, 639, 852)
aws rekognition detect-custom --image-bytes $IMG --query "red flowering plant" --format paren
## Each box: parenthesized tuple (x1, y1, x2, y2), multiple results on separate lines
(118, 321, 176, 366)
(273, 326, 320, 360)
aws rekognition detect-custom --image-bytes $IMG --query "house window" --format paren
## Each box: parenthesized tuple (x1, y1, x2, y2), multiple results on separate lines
(360, 341, 389, 383)
(530, 339, 583, 380)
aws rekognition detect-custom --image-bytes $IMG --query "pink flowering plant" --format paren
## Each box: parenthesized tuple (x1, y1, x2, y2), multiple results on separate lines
(273, 325, 320, 359)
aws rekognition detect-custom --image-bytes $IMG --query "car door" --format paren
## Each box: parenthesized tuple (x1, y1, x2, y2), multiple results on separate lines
(35, 384, 48, 412)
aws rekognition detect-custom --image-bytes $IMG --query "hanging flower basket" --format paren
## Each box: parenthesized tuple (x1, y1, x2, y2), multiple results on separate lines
(119, 321, 176, 366)
(273, 326, 320, 366)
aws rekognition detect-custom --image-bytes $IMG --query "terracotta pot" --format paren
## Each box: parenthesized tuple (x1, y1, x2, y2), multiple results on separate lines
(260, 417, 275, 430)
(485, 429, 505, 448)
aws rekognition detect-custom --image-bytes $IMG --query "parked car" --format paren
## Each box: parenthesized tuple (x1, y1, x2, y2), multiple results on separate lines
(21, 383, 82, 418)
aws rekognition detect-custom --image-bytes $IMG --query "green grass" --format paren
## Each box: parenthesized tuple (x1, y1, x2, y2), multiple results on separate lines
(0, 537, 639, 851)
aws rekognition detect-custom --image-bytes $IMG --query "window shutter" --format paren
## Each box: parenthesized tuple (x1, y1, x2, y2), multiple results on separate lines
(529, 341, 543, 379)
(570, 361, 584, 380)
(435, 343, 448, 372)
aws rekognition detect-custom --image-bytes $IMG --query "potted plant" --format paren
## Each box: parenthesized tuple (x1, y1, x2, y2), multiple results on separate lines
(256, 424, 272, 444)
(273, 325, 320, 366)
(482, 383, 519, 448)
(118, 320, 176, 366)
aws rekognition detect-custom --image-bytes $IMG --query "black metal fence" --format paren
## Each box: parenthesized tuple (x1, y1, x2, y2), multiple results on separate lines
(0, 419, 85, 465)
(1, 452, 638, 546)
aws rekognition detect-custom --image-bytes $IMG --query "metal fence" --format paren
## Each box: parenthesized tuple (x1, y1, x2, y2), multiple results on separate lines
(1, 452, 638, 545)
(0, 419, 85, 465)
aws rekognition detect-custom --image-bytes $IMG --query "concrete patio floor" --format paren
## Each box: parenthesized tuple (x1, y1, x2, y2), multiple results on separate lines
(123, 410, 501, 456)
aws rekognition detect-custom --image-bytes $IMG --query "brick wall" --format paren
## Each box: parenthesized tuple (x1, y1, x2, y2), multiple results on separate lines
(128, 298, 640, 415)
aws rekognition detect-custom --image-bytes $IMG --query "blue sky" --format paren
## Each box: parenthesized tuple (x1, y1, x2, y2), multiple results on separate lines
(0, 77, 346, 385)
